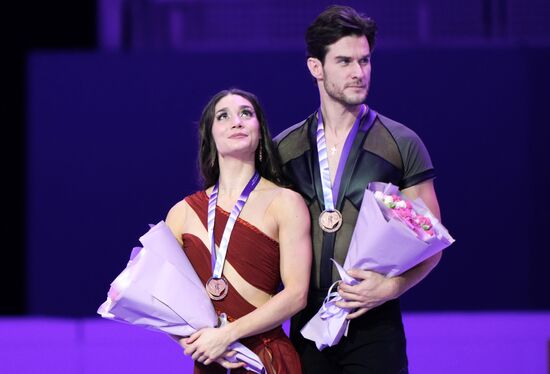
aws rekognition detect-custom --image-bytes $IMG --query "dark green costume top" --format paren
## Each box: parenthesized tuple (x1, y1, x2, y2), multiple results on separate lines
(274, 109, 436, 291)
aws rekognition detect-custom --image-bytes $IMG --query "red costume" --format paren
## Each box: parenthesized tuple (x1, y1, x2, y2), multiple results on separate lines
(183, 191, 302, 374)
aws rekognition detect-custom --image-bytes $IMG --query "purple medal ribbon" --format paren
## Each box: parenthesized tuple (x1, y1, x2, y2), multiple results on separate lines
(316, 105, 367, 211)
(208, 171, 261, 278)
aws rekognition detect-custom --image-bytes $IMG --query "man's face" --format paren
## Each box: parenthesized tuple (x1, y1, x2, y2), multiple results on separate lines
(320, 35, 371, 106)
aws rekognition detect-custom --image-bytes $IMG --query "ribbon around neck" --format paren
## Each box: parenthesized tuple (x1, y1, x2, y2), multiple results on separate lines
(208, 171, 261, 278)
(316, 105, 366, 211)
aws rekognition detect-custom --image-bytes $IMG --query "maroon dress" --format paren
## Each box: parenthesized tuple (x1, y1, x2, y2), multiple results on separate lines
(183, 191, 302, 374)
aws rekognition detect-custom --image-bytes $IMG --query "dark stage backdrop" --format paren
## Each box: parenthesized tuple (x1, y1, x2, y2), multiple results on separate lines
(27, 47, 550, 316)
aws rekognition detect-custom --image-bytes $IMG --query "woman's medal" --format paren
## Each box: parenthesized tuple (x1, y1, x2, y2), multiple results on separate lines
(206, 171, 261, 300)
(205, 277, 228, 300)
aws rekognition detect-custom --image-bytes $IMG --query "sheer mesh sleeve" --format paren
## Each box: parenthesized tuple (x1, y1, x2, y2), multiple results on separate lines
(372, 114, 436, 189)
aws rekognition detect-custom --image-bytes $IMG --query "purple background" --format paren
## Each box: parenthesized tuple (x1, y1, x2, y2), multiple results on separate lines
(1, 0, 546, 317)
(26, 47, 550, 315)
(2, 313, 550, 373)
(2, 1, 550, 373)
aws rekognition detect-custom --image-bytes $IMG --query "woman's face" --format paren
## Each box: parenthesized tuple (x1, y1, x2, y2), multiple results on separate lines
(211, 94, 261, 160)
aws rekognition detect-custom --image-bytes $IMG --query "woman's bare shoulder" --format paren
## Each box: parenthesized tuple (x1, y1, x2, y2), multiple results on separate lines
(167, 199, 190, 216)
(270, 185, 307, 214)
(166, 197, 193, 234)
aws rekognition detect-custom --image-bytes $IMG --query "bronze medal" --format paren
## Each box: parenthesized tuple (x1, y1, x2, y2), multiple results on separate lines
(319, 209, 343, 233)
(206, 277, 228, 300)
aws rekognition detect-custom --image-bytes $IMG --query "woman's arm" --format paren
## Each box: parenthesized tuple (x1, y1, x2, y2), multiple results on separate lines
(184, 188, 312, 365)
(226, 188, 312, 336)
(165, 200, 188, 245)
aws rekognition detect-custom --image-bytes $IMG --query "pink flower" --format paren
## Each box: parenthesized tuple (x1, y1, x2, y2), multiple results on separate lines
(373, 190, 434, 238)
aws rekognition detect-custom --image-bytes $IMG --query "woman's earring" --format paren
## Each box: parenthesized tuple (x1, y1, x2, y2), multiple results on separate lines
(258, 143, 263, 163)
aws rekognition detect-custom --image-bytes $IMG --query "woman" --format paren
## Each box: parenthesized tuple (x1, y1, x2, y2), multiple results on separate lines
(166, 88, 311, 373)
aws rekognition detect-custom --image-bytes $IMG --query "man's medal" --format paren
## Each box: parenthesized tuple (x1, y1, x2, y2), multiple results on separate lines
(316, 105, 366, 233)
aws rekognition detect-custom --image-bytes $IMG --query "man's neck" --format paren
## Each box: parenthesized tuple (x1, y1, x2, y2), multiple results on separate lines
(319, 98, 364, 137)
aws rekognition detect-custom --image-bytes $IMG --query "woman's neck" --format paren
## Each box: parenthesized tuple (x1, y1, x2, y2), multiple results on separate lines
(217, 156, 256, 196)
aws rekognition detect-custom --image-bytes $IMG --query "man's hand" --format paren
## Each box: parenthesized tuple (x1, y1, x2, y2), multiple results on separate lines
(335, 268, 398, 319)
(334, 180, 443, 320)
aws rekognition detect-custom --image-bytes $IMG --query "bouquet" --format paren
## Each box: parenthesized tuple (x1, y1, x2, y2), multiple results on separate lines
(301, 182, 455, 350)
(97, 221, 265, 373)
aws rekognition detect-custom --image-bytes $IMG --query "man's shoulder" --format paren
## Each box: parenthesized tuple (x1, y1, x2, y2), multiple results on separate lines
(274, 117, 309, 145)
(373, 111, 434, 183)
(374, 112, 423, 144)
(375, 113, 422, 148)
(273, 115, 313, 163)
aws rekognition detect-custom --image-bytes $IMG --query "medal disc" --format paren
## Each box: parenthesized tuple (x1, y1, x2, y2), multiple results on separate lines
(206, 277, 228, 300)
(319, 209, 343, 233)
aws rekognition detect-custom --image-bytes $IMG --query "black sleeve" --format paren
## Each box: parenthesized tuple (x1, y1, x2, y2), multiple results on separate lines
(399, 131, 436, 188)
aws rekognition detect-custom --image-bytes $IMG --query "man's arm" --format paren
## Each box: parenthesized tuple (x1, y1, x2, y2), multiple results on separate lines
(389, 179, 442, 296)
(336, 179, 442, 319)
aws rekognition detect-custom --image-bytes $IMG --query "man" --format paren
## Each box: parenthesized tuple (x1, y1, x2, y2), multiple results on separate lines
(274, 5, 442, 373)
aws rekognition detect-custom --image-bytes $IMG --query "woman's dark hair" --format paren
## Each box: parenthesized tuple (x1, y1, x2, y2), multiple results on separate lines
(198, 88, 289, 188)
(306, 5, 378, 63)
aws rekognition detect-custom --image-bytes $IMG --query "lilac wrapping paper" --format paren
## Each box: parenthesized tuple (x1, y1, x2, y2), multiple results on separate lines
(98, 221, 265, 373)
(301, 182, 455, 350)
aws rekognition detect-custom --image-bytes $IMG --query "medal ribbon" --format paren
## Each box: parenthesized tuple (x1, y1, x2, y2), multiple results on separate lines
(316, 104, 366, 210)
(208, 171, 261, 278)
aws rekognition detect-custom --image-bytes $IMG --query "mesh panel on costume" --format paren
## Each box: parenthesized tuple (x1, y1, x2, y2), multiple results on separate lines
(363, 122, 403, 171)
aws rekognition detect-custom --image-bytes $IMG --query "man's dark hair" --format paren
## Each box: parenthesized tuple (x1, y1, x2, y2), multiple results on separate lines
(306, 5, 378, 63)
(198, 88, 288, 188)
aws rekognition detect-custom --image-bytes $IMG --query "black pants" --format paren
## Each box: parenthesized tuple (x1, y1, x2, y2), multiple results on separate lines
(291, 293, 408, 374)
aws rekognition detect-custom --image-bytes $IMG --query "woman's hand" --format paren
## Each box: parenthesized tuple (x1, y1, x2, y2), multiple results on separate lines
(214, 351, 246, 370)
(180, 327, 234, 365)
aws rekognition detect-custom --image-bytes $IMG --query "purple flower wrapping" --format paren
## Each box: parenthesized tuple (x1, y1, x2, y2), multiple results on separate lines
(98, 221, 265, 373)
(301, 182, 455, 350)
